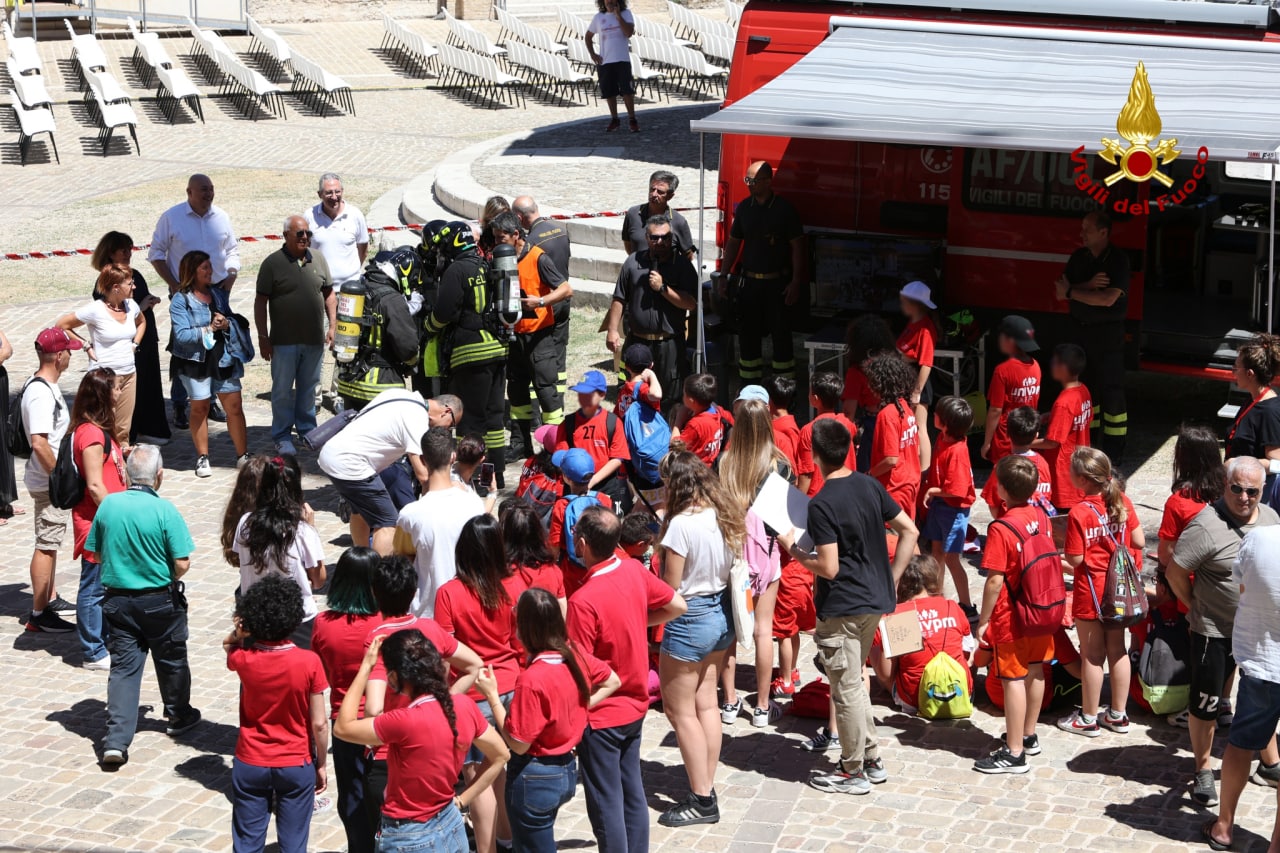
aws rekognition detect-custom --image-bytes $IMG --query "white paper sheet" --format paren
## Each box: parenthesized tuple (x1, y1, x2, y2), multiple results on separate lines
(750, 472, 814, 553)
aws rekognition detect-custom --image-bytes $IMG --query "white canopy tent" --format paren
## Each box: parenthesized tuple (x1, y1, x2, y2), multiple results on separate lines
(689, 15, 1280, 363)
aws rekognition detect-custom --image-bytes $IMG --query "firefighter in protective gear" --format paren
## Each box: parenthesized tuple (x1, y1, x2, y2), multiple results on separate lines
(424, 221, 511, 483)
(335, 253, 421, 410)
(489, 212, 573, 454)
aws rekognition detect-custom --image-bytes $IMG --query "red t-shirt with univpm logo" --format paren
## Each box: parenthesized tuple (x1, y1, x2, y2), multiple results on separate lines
(1046, 384, 1093, 509)
(981, 450, 1053, 518)
(680, 405, 733, 466)
(987, 357, 1042, 463)
(873, 597, 972, 701)
(796, 412, 858, 497)
(228, 641, 328, 767)
(873, 401, 921, 515)
(981, 505, 1051, 644)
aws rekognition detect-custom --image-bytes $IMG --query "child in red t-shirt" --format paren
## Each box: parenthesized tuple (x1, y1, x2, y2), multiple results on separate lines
(975, 456, 1053, 774)
(1032, 344, 1092, 510)
(795, 372, 858, 497)
(870, 555, 974, 715)
(1157, 424, 1223, 568)
(515, 424, 565, 530)
(764, 375, 802, 471)
(224, 574, 330, 852)
(866, 353, 922, 518)
(982, 315, 1042, 465)
(616, 343, 663, 417)
(1059, 447, 1143, 737)
(982, 406, 1054, 519)
(556, 370, 631, 507)
(842, 314, 896, 473)
(619, 513, 665, 704)
(670, 373, 732, 466)
(922, 396, 977, 615)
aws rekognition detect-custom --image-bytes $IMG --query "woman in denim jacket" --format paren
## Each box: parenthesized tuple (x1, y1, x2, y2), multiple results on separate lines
(170, 250, 252, 478)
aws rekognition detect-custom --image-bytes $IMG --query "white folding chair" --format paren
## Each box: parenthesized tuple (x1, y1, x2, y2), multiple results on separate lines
(7, 56, 51, 110)
(10, 88, 58, 164)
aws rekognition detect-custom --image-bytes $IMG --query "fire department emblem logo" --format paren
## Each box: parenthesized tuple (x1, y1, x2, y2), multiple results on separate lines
(1099, 62, 1180, 187)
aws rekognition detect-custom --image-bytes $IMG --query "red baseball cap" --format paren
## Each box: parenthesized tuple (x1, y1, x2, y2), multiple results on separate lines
(34, 328, 83, 354)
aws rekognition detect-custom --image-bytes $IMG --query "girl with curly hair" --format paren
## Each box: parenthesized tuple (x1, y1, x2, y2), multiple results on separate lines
(655, 450, 745, 828)
(335, 628, 509, 853)
(865, 352, 923, 519)
(223, 574, 329, 853)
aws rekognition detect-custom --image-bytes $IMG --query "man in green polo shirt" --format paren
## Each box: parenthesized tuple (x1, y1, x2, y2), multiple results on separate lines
(255, 214, 335, 455)
(91, 445, 199, 767)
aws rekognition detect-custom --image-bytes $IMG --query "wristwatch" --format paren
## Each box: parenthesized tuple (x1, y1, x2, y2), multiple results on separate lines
(660, 284, 669, 294)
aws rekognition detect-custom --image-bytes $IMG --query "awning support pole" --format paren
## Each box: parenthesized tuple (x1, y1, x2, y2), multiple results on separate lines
(695, 131, 706, 373)
(1270, 161, 1276, 336)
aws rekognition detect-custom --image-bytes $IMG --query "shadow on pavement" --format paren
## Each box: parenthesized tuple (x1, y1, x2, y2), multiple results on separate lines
(1104, 789, 1269, 849)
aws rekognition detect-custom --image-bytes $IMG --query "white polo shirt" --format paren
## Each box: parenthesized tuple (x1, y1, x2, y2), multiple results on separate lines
(147, 202, 240, 283)
(306, 201, 370, 285)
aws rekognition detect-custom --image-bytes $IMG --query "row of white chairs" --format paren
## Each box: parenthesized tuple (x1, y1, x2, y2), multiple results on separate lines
(725, 0, 743, 27)
(444, 9, 506, 62)
(563, 38, 667, 103)
(127, 16, 173, 87)
(381, 14, 439, 76)
(189, 19, 287, 120)
(8, 55, 51, 110)
(64, 19, 110, 90)
(504, 39, 594, 105)
(631, 35, 727, 97)
(84, 67, 140, 155)
(10, 88, 58, 165)
(555, 6, 589, 43)
(290, 51, 354, 116)
(437, 42, 524, 108)
(667, 0, 735, 44)
(494, 7, 567, 56)
(632, 12, 694, 49)
(126, 17, 204, 123)
(246, 14, 291, 72)
(3, 19, 41, 76)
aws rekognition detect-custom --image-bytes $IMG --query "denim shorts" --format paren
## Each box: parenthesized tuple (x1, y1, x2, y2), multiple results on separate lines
(1228, 674, 1280, 751)
(465, 691, 513, 765)
(332, 474, 400, 531)
(921, 502, 970, 554)
(178, 363, 244, 401)
(660, 590, 733, 663)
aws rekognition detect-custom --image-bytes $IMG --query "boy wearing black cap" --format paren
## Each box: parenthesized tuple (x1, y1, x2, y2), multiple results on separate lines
(981, 315, 1042, 466)
(618, 343, 663, 417)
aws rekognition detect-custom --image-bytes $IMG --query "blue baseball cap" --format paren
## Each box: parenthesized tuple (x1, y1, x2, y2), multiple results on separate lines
(736, 384, 770, 405)
(551, 448, 596, 484)
(569, 370, 608, 394)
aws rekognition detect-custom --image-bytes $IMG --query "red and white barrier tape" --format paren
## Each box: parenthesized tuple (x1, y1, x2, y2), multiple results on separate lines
(0, 207, 714, 262)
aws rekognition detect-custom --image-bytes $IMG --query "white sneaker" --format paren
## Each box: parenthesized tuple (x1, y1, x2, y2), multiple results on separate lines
(751, 701, 782, 728)
(720, 698, 742, 725)
(84, 654, 111, 671)
(195, 455, 212, 478)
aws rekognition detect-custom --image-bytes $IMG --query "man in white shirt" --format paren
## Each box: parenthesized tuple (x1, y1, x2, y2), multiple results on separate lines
(394, 428, 486, 618)
(305, 172, 369, 413)
(586, 0, 638, 132)
(1206, 524, 1280, 851)
(22, 329, 79, 634)
(317, 388, 442, 555)
(147, 174, 240, 428)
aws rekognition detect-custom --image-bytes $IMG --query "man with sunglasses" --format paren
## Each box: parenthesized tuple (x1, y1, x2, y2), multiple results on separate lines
(1169, 456, 1279, 809)
(721, 161, 806, 382)
(255, 215, 335, 455)
(605, 217, 698, 411)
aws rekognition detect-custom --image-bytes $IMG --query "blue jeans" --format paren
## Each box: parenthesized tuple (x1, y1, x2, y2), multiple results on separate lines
(376, 804, 467, 853)
(77, 558, 108, 663)
(231, 758, 315, 853)
(101, 590, 193, 752)
(506, 753, 577, 852)
(270, 343, 324, 444)
(578, 718, 647, 853)
(332, 732, 375, 853)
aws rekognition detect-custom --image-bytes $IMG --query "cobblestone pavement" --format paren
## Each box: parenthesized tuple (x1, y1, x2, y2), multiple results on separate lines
(1, 15, 1276, 853)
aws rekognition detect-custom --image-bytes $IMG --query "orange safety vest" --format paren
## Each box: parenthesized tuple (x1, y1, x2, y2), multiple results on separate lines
(514, 245, 554, 334)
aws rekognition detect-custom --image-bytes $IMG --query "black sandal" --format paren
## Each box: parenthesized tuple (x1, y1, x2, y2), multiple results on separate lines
(1201, 819, 1232, 851)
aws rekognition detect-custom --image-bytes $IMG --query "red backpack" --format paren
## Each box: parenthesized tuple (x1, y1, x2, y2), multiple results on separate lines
(515, 462, 562, 529)
(992, 511, 1066, 637)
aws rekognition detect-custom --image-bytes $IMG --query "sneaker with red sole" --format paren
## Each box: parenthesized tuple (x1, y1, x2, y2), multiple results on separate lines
(1057, 709, 1102, 738)
(770, 677, 794, 698)
(1098, 709, 1130, 734)
(605, 118, 621, 132)
(629, 118, 640, 133)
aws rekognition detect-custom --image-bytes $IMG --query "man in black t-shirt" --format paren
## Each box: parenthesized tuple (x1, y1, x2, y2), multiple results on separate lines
(722, 161, 807, 381)
(621, 170, 695, 259)
(605, 217, 698, 405)
(1055, 211, 1130, 460)
(514, 195, 572, 405)
(780, 419, 918, 796)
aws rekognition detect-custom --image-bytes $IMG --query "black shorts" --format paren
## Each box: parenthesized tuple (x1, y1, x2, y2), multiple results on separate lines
(598, 61, 634, 99)
(1189, 632, 1236, 722)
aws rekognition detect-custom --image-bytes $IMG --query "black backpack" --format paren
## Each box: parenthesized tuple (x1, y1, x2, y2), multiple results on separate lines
(49, 425, 111, 510)
(7, 377, 56, 458)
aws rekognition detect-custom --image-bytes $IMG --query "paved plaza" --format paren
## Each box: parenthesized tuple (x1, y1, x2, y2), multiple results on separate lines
(1, 12, 1277, 853)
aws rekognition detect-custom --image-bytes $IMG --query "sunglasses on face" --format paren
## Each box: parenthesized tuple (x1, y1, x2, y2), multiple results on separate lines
(744, 175, 770, 186)
(443, 405, 456, 426)
(647, 233, 673, 242)
(649, 187, 672, 197)
(294, 230, 314, 239)
(1230, 483, 1261, 498)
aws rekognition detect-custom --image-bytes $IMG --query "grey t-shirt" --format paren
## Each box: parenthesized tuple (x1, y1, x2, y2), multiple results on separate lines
(1173, 502, 1280, 638)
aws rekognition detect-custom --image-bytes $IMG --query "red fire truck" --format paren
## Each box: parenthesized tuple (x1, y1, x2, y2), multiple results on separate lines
(693, 0, 1280, 380)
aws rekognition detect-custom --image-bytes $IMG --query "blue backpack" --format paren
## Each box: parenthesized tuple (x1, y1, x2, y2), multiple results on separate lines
(563, 491, 604, 567)
(623, 399, 670, 485)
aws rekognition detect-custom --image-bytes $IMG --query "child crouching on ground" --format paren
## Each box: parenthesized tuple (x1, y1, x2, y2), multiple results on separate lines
(870, 555, 975, 715)
(922, 396, 977, 620)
